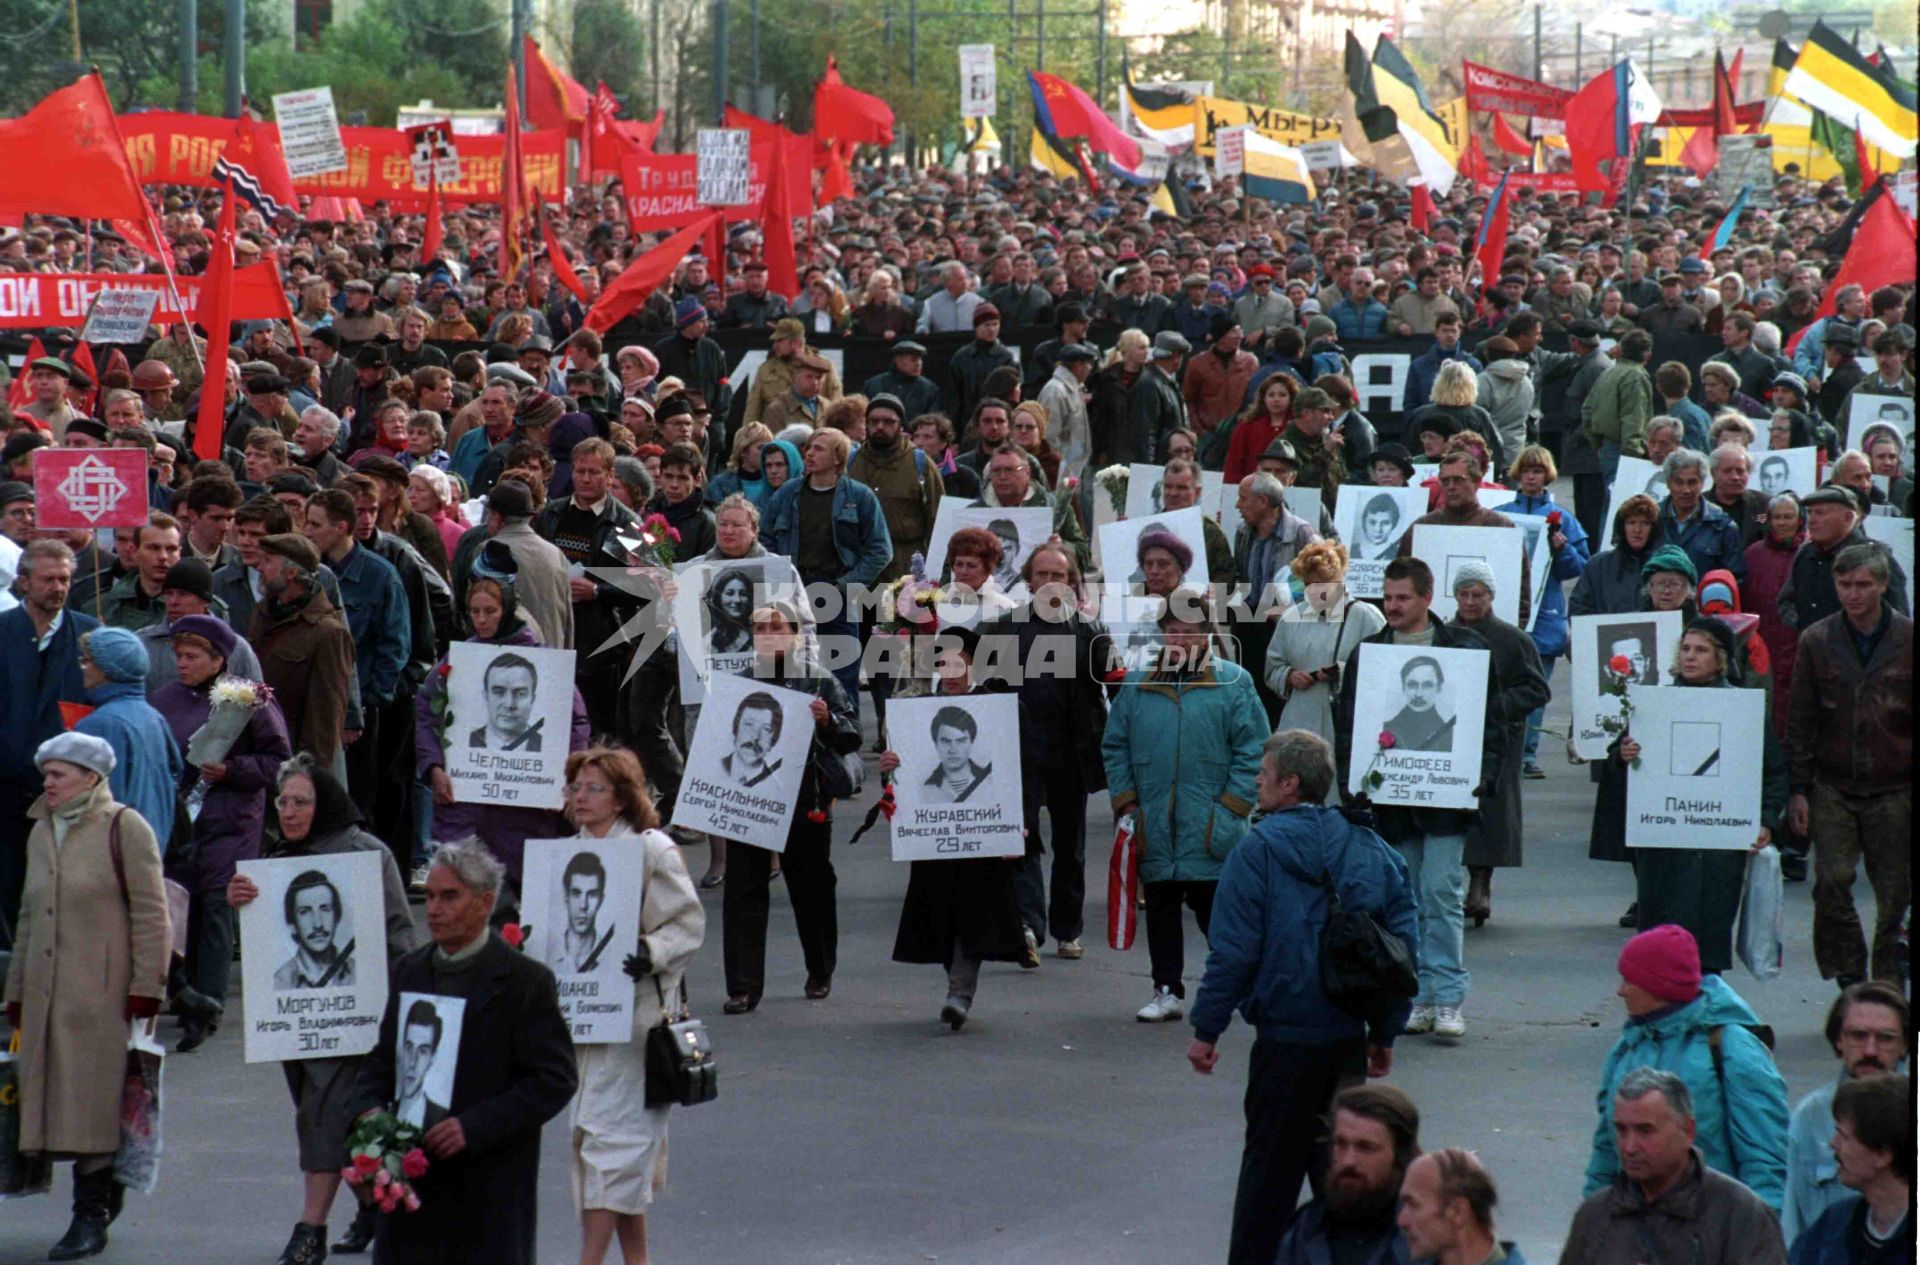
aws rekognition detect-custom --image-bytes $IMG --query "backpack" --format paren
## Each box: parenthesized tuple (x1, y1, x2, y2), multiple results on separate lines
(1318, 814, 1418, 1027)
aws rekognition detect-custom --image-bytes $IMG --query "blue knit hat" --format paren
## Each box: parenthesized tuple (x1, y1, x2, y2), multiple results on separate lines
(82, 626, 149, 683)
(674, 297, 707, 330)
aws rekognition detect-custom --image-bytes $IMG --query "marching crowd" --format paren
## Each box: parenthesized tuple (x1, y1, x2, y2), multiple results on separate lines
(0, 140, 1913, 1265)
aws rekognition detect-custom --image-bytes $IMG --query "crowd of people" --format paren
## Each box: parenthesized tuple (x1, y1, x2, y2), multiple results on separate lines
(0, 119, 1912, 1265)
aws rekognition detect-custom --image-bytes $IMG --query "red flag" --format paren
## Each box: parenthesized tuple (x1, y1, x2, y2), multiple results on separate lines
(761, 133, 799, 301)
(1490, 113, 1532, 158)
(1457, 134, 1492, 187)
(523, 36, 590, 129)
(1028, 70, 1142, 169)
(585, 212, 722, 335)
(1565, 61, 1655, 194)
(192, 182, 239, 462)
(820, 145, 854, 204)
(71, 342, 99, 416)
(0, 74, 162, 258)
(541, 205, 589, 304)
(1678, 51, 1738, 179)
(6, 336, 44, 414)
(1410, 184, 1433, 233)
(1474, 171, 1514, 296)
(813, 56, 895, 150)
(502, 65, 529, 281)
(1786, 193, 1916, 353)
(1856, 132, 1882, 191)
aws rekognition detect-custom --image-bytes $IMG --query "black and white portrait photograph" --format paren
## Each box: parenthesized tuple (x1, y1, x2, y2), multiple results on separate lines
(445, 640, 576, 809)
(1410, 524, 1523, 624)
(237, 852, 388, 1063)
(924, 503, 1053, 594)
(1334, 485, 1427, 598)
(1345, 641, 1490, 810)
(1602, 456, 1663, 540)
(1568, 611, 1685, 760)
(393, 992, 466, 1130)
(1123, 462, 1225, 520)
(1756, 446, 1818, 498)
(888, 694, 1024, 861)
(671, 670, 813, 851)
(1624, 685, 1766, 850)
(671, 554, 809, 701)
(521, 838, 646, 1043)
(1848, 392, 1916, 459)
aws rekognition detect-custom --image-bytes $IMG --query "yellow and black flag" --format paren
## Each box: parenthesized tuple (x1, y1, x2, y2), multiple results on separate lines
(1782, 19, 1916, 157)
(1368, 35, 1460, 194)
(1121, 55, 1197, 149)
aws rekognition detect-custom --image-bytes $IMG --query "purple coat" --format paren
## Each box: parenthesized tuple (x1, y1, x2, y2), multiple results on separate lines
(414, 622, 591, 880)
(151, 681, 294, 895)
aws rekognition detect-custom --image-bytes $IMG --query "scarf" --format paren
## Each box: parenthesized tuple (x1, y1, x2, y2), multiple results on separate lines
(265, 582, 319, 624)
(49, 776, 112, 848)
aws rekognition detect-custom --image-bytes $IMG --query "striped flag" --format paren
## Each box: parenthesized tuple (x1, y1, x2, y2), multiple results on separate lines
(1701, 185, 1751, 260)
(1783, 19, 1916, 157)
(211, 153, 288, 220)
(1240, 131, 1316, 206)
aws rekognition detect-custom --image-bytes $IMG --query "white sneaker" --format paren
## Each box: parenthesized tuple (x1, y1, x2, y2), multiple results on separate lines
(1019, 928, 1042, 969)
(1402, 1004, 1435, 1035)
(1433, 1005, 1466, 1039)
(1135, 987, 1184, 1022)
(1056, 939, 1083, 960)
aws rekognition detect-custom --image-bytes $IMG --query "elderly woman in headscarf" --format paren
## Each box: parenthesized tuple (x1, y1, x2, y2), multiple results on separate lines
(1262, 541, 1384, 799)
(225, 754, 417, 1262)
(150, 614, 293, 1053)
(73, 625, 183, 860)
(4, 732, 171, 1263)
(416, 541, 591, 889)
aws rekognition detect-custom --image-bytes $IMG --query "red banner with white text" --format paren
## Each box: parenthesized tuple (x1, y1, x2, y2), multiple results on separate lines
(622, 137, 811, 232)
(1462, 61, 1574, 118)
(117, 113, 565, 207)
(0, 265, 290, 330)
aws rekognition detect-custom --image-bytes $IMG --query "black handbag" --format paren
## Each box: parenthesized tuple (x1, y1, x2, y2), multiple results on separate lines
(1318, 824, 1418, 1029)
(644, 979, 717, 1108)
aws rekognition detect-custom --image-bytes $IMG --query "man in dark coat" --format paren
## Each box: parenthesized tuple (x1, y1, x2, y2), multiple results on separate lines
(653, 299, 733, 425)
(978, 542, 1110, 959)
(249, 533, 357, 774)
(718, 259, 790, 329)
(860, 341, 942, 423)
(352, 840, 575, 1265)
(1128, 331, 1191, 464)
(1446, 562, 1549, 927)
(0, 540, 98, 946)
(945, 304, 1016, 422)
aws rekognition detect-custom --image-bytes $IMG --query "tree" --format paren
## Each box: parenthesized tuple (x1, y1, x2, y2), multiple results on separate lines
(0, 0, 275, 114)
(565, 0, 649, 106)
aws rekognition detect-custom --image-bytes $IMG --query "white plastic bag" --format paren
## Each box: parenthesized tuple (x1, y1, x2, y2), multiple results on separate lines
(1737, 847, 1784, 981)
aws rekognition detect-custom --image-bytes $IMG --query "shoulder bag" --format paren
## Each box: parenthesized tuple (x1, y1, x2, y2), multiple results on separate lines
(644, 978, 717, 1108)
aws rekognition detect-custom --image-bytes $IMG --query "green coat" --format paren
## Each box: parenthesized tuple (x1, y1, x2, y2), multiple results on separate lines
(1582, 358, 1655, 456)
(1102, 658, 1269, 883)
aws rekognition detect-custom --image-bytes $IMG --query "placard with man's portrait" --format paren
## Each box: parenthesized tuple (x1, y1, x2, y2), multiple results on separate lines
(521, 839, 646, 1043)
(887, 694, 1025, 861)
(1568, 611, 1685, 760)
(670, 671, 815, 851)
(1752, 446, 1819, 498)
(392, 993, 466, 1130)
(1344, 642, 1490, 810)
(237, 852, 388, 1063)
(923, 503, 1054, 596)
(444, 641, 576, 809)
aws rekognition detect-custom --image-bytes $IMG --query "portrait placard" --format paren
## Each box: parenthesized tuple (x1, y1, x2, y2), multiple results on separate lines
(1847, 393, 1915, 467)
(1344, 642, 1490, 809)
(1568, 611, 1685, 759)
(1097, 506, 1213, 653)
(923, 503, 1054, 594)
(1334, 485, 1426, 597)
(671, 554, 809, 701)
(1408, 523, 1523, 624)
(237, 853, 387, 1063)
(393, 993, 466, 1130)
(1859, 515, 1914, 611)
(670, 671, 815, 852)
(1124, 463, 1225, 521)
(1624, 685, 1766, 850)
(1603, 456, 1664, 535)
(1284, 487, 1322, 531)
(443, 641, 576, 809)
(888, 694, 1024, 862)
(1751, 446, 1819, 499)
(521, 838, 646, 1044)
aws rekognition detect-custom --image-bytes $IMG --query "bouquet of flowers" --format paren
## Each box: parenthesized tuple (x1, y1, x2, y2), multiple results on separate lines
(1599, 654, 1641, 768)
(341, 1110, 429, 1216)
(1094, 464, 1131, 518)
(182, 677, 276, 820)
(875, 553, 943, 638)
(618, 513, 683, 569)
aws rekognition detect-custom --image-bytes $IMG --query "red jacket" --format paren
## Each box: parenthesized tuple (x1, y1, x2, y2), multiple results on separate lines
(1223, 412, 1286, 483)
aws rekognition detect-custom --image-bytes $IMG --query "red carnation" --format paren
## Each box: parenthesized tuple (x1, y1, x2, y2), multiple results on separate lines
(1377, 731, 1397, 751)
(500, 923, 526, 949)
(1547, 510, 1563, 528)
(1608, 654, 1632, 677)
(436, 663, 452, 677)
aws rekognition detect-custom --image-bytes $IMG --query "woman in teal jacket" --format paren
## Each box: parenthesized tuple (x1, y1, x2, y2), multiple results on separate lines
(1585, 925, 1790, 1212)
(1102, 600, 1269, 1022)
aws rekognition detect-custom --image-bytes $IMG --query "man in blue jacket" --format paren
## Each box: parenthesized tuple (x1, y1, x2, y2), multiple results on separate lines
(1405, 311, 1483, 411)
(1656, 448, 1748, 584)
(760, 427, 893, 717)
(1188, 729, 1417, 1265)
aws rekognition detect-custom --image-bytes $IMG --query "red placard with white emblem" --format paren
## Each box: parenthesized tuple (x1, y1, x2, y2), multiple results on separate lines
(31, 447, 150, 529)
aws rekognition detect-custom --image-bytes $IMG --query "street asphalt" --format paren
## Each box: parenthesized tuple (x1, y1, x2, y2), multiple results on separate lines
(0, 657, 1858, 1265)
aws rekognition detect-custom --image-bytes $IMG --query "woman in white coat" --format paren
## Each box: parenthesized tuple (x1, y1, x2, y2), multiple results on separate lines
(563, 743, 705, 1265)
(1262, 541, 1384, 801)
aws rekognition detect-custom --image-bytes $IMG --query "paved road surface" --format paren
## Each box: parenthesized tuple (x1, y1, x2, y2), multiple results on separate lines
(0, 659, 1854, 1264)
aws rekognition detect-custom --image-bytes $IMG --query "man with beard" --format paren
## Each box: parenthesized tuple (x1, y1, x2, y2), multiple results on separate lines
(275, 870, 353, 990)
(1271, 1084, 1420, 1264)
(1784, 982, 1910, 1240)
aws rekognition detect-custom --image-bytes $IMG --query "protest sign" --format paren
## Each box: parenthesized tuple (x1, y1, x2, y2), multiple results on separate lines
(1345, 642, 1490, 809)
(522, 839, 645, 1044)
(1335, 486, 1427, 598)
(1214, 125, 1249, 179)
(1859, 515, 1914, 610)
(79, 287, 162, 345)
(236, 853, 387, 1063)
(405, 120, 462, 187)
(1624, 684, 1767, 849)
(1097, 505, 1214, 653)
(923, 503, 1053, 595)
(888, 694, 1024, 862)
(392, 993, 465, 1130)
(1603, 456, 1665, 537)
(696, 128, 753, 206)
(671, 554, 809, 700)
(1510, 515, 1554, 633)
(1124, 463, 1225, 521)
(671, 672, 814, 852)
(442, 641, 576, 809)
(1409, 523, 1524, 624)
(1847, 393, 1914, 462)
(31, 448, 149, 529)
(273, 87, 349, 178)
(1752, 446, 1820, 498)
(1717, 135, 1776, 207)
(1568, 611, 1684, 759)
(959, 46, 997, 118)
